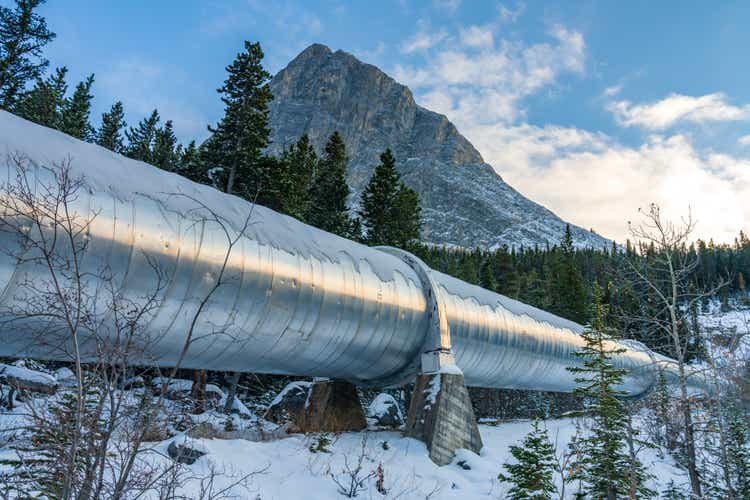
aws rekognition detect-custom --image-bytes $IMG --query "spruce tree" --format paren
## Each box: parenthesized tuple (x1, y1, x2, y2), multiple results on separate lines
(59, 73, 94, 140)
(124, 109, 160, 163)
(278, 134, 316, 220)
(96, 101, 126, 152)
(0, 0, 55, 109)
(152, 119, 179, 171)
(567, 285, 649, 499)
(204, 40, 273, 200)
(727, 405, 750, 498)
(306, 131, 353, 237)
(175, 140, 207, 183)
(550, 224, 587, 323)
(14, 65, 66, 128)
(359, 148, 421, 247)
(498, 419, 558, 499)
(479, 257, 497, 291)
(660, 481, 687, 499)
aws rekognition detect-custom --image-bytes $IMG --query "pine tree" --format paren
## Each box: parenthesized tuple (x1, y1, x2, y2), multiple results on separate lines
(479, 257, 497, 291)
(358, 148, 421, 247)
(204, 40, 273, 200)
(550, 224, 587, 323)
(306, 131, 353, 237)
(124, 109, 160, 163)
(0, 0, 55, 109)
(14, 65, 66, 128)
(152, 119, 179, 171)
(279, 134, 316, 220)
(392, 180, 421, 247)
(726, 405, 750, 498)
(96, 101, 126, 152)
(660, 480, 686, 499)
(567, 285, 648, 499)
(175, 140, 206, 183)
(59, 73, 94, 140)
(498, 419, 558, 499)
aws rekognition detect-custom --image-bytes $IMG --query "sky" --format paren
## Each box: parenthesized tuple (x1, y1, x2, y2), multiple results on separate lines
(15, 0, 750, 244)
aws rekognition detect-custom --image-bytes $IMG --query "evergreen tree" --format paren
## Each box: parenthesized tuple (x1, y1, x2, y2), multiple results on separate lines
(392, 180, 421, 247)
(152, 119, 179, 171)
(175, 140, 207, 183)
(306, 131, 353, 237)
(14, 65, 66, 128)
(279, 134, 316, 220)
(0, 0, 55, 109)
(204, 40, 273, 200)
(358, 148, 421, 247)
(550, 224, 587, 323)
(96, 101, 126, 152)
(124, 109, 160, 163)
(479, 257, 497, 291)
(498, 419, 558, 499)
(567, 285, 650, 499)
(726, 405, 750, 498)
(660, 481, 687, 499)
(59, 73, 94, 140)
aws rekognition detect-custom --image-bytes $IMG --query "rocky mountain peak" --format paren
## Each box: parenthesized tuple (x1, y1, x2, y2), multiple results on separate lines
(267, 44, 609, 250)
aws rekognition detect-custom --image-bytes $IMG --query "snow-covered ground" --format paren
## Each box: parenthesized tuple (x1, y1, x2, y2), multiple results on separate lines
(134, 418, 688, 499)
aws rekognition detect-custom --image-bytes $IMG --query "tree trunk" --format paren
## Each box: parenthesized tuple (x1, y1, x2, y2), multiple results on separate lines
(191, 369, 207, 414)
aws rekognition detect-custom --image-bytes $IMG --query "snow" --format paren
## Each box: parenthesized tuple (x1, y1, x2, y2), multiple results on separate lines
(0, 363, 57, 388)
(367, 394, 400, 419)
(269, 380, 311, 408)
(122, 418, 687, 499)
(151, 377, 225, 398)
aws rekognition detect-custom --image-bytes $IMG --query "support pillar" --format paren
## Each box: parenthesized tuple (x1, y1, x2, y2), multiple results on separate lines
(404, 368, 483, 465)
(302, 378, 366, 433)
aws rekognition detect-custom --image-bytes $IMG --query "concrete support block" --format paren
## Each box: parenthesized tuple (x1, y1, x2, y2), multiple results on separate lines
(404, 371, 483, 465)
(303, 379, 367, 433)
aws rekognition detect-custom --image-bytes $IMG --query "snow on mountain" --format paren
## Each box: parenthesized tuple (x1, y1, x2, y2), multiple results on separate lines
(267, 44, 610, 250)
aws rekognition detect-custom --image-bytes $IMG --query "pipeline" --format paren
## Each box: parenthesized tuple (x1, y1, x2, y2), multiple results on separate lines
(0, 111, 707, 396)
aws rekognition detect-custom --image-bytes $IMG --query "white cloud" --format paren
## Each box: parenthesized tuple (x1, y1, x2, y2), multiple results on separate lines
(459, 25, 494, 49)
(394, 24, 585, 124)
(608, 93, 750, 130)
(604, 84, 623, 97)
(433, 0, 460, 13)
(400, 28, 448, 54)
(392, 18, 750, 243)
(463, 122, 750, 243)
(498, 3, 525, 24)
(738, 134, 750, 146)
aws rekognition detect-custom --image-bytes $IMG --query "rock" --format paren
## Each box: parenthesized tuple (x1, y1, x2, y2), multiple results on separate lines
(151, 377, 223, 402)
(302, 379, 366, 433)
(263, 379, 367, 433)
(119, 375, 145, 390)
(367, 393, 403, 428)
(167, 438, 207, 465)
(267, 44, 608, 250)
(54, 367, 75, 383)
(263, 381, 311, 432)
(0, 363, 58, 395)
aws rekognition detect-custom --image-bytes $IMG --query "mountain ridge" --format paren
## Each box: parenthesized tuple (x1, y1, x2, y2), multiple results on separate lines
(267, 43, 609, 250)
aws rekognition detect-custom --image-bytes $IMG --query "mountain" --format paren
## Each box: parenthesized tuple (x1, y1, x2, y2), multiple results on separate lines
(267, 43, 609, 250)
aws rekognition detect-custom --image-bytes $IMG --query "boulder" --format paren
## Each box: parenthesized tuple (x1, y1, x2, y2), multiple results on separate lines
(167, 437, 207, 465)
(0, 363, 58, 395)
(263, 381, 311, 432)
(367, 393, 403, 428)
(152, 377, 224, 402)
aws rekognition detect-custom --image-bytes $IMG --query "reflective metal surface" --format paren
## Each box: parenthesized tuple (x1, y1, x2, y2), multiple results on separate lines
(0, 111, 707, 395)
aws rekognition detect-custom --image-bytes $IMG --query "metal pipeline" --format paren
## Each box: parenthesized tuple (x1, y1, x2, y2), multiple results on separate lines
(0, 111, 707, 396)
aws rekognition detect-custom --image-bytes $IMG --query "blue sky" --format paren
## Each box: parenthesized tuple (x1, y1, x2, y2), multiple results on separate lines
(16, 0, 750, 243)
